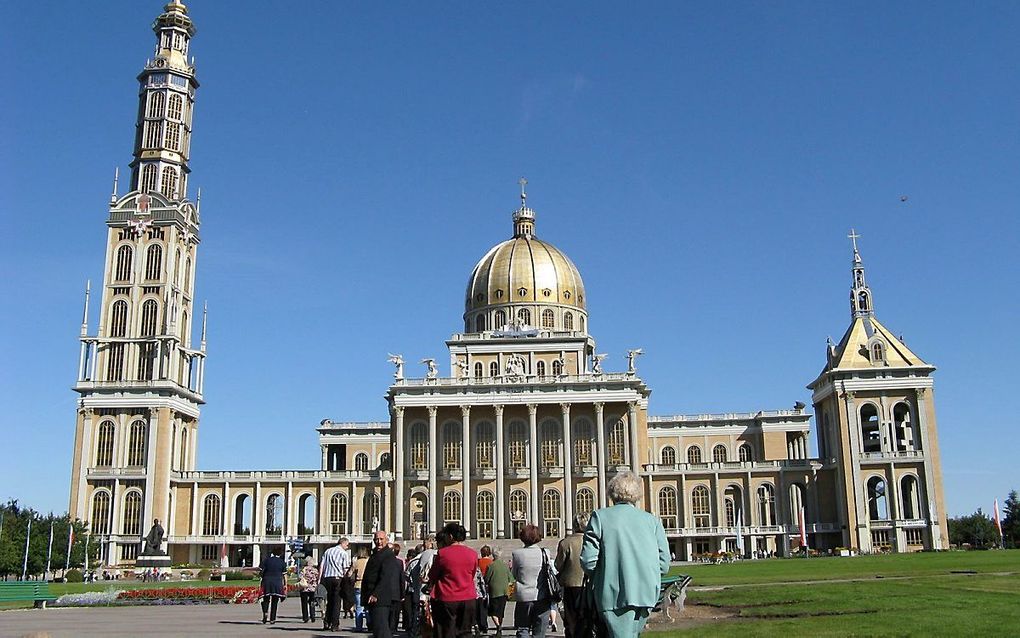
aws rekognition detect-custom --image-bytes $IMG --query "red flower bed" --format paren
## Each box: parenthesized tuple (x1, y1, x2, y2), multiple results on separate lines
(116, 583, 303, 605)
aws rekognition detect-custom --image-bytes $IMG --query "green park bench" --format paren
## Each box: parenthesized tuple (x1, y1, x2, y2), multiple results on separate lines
(654, 574, 693, 620)
(0, 581, 58, 608)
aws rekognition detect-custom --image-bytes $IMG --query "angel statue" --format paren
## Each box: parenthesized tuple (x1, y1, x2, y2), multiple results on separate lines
(387, 353, 405, 380)
(626, 348, 644, 373)
(455, 359, 470, 378)
(592, 353, 608, 375)
(421, 358, 438, 379)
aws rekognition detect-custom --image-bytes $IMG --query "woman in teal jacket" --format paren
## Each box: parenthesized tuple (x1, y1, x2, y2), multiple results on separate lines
(580, 470, 670, 637)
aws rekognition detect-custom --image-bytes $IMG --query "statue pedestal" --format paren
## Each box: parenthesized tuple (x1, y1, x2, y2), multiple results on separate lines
(135, 554, 171, 569)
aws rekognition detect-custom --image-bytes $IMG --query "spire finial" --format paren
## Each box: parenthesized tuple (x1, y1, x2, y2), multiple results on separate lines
(512, 177, 535, 238)
(200, 301, 208, 350)
(519, 177, 528, 206)
(848, 229, 873, 318)
(110, 168, 119, 203)
(848, 228, 861, 261)
(80, 280, 91, 337)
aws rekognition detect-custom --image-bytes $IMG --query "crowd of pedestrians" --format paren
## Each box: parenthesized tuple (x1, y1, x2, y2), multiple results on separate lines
(254, 470, 669, 637)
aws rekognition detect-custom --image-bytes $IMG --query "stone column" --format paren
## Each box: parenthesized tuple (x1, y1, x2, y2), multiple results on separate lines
(393, 406, 405, 538)
(224, 482, 232, 538)
(461, 406, 472, 536)
(528, 404, 539, 524)
(321, 445, 328, 471)
(627, 402, 640, 472)
(428, 406, 438, 534)
(560, 403, 573, 534)
(494, 405, 506, 538)
(595, 402, 607, 508)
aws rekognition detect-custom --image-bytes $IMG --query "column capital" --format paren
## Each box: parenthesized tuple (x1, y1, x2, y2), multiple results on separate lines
(391, 405, 404, 417)
(493, 404, 504, 417)
(527, 404, 538, 416)
(627, 401, 638, 411)
(427, 405, 438, 417)
(559, 402, 571, 416)
(461, 405, 471, 418)
(594, 401, 605, 412)
(915, 388, 927, 399)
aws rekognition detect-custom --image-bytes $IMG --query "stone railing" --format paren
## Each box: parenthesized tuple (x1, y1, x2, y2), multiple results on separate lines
(648, 409, 805, 423)
(394, 372, 634, 387)
(175, 469, 392, 481)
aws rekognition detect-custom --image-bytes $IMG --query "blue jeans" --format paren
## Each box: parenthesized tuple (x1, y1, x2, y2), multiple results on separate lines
(355, 588, 365, 630)
(514, 599, 551, 638)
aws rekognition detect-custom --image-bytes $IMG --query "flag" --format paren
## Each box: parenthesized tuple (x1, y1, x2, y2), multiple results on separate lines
(798, 506, 808, 550)
(45, 523, 54, 580)
(65, 525, 74, 572)
(994, 499, 1004, 544)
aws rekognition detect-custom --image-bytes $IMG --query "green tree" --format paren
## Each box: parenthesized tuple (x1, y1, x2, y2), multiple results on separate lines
(948, 508, 999, 548)
(0, 500, 98, 579)
(1002, 490, 1020, 549)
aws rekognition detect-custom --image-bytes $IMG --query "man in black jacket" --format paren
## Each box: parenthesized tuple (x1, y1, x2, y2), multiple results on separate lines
(362, 530, 402, 638)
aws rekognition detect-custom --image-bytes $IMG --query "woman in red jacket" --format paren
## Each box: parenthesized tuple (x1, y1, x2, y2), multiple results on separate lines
(428, 522, 480, 638)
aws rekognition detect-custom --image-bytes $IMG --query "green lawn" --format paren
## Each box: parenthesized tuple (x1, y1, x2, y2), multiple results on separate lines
(0, 578, 262, 610)
(654, 550, 1020, 637)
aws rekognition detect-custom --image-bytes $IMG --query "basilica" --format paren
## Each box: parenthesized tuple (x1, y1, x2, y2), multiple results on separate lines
(68, 2, 950, 568)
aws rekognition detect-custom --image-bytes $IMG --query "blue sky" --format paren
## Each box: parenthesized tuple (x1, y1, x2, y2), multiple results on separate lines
(1, 1, 1017, 517)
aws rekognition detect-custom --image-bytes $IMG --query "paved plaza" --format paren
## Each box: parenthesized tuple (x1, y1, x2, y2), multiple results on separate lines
(0, 602, 544, 638)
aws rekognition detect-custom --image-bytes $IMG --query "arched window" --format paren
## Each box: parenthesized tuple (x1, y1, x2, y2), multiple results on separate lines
(893, 403, 914, 451)
(494, 310, 507, 330)
(443, 491, 462, 524)
(233, 494, 252, 535)
(579, 316, 586, 333)
(738, 443, 753, 462)
(658, 486, 678, 529)
(692, 486, 711, 528)
(867, 476, 888, 520)
(122, 491, 142, 536)
(181, 310, 189, 347)
(871, 342, 884, 364)
(474, 362, 483, 378)
(145, 244, 162, 280)
(184, 257, 192, 293)
(757, 484, 776, 526)
(379, 453, 391, 470)
(141, 164, 158, 192)
(91, 491, 112, 535)
(542, 489, 561, 537)
(518, 308, 531, 326)
(725, 497, 735, 527)
(140, 299, 159, 336)
(660, 446, 676, 465)
(687, 445, 703, 465)
(110, 300, 128, 338)
(607, 419, 626, 465)
(363, 491, 381, 532)
(354, 452, 369, 472)
(147, 91, 165, 118)
(95, 421, 115, 466)
(489, 361, 499, 377)
(144, 121, 161, 148)
(508, 421, 527, 468)
(860, 404, 881, 453)
(443, 422, 462, 469)
(564, 312, 573, 330)
(115, 245, 133, 281)
(858, 291, 870, 312)
(541, 309, 555, 328)
(573, 420, 594, 466)
(330, 493, 348, 535)
(724, 485, 742, 527)
(409, 422, 428, 470)
(265, 494, 283, 535)
(128, 419, 147, 466)
(541, 421, 560, 467)
(901, 475, 922, 519)
(476, 491, 495, 539)
(475, 315, 486, 333)
(202, 494, 222, 535)
(536, 360, 546, 377)
(475, 422, 494, 469)
(789, 483, 805, 525)
(575, 488, 595, 517)
(179, 427, 189, 469)
(509, 489, 528, 530)
(160, 166, 178, 199)
(168, 93, 183, 120)
(166, 121, 181, 151)
(298, 494, 317, 535)
(713, 445, 727, 463)
(552, 359, 563, 376)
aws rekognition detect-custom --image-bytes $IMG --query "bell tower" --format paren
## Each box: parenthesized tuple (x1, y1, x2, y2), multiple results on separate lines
(808, 231, 949, 553)
(68, 0, 207, 566)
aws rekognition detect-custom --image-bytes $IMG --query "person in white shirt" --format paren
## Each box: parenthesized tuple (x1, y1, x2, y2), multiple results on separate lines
(319, 537, 352, 631)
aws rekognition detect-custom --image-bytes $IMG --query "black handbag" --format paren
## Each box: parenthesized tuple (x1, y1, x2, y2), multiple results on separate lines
(539, 548, 563, 602)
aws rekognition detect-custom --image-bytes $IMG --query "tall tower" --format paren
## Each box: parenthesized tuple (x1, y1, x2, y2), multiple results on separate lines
(808, 231, 949, 552)
(68, 0, 206, 566)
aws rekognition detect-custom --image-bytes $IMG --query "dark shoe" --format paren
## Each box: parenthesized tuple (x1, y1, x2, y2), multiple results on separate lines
(262, 616, 268, 624)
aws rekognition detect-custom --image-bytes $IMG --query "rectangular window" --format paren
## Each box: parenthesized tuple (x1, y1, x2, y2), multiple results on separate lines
(121, 544, 139, 561)
(148, 73, 168, 85)
(906, 528, 924, 545)
(201, 545, 219, 561)
(166, 122, 181, 151)
(170, 74, 188, 87)
(476, 521, 493, 539)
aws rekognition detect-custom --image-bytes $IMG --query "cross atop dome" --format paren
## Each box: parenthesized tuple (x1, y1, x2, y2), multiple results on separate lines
(512, 177, 536, 238)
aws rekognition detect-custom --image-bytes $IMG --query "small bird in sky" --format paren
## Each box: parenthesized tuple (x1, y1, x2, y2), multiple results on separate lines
(899, 195, 909, 202)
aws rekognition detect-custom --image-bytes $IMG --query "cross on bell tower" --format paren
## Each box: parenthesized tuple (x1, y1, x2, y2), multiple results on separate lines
(848, 228, 873, 317)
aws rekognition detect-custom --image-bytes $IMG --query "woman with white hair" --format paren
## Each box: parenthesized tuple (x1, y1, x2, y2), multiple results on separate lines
(580, 470, 669, 637)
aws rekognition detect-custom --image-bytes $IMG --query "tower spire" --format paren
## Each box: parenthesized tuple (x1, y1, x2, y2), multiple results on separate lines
(512, 177, 536, 238)
(80, 280, 91, 337)
(848, 229, 873, 318)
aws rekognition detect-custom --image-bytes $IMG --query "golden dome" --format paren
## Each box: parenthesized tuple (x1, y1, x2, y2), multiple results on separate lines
(463, 190, 587, 334)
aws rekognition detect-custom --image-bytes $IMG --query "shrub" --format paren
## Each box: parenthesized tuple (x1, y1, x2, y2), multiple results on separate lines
(224, 570, 250, 581)
(65, 569, 84, 583)
(197, 569, 211, 580)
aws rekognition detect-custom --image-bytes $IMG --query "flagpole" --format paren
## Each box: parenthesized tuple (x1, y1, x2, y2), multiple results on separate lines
(85, 532, 90, 573)
(21, 517, 32, 581)
(993, 499, 1004, 547)
(64, 523, 74, 575)
(45, 522, 55, 581)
